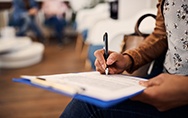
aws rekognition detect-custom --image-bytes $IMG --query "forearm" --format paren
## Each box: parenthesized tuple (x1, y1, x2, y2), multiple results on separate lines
(132, 73, 188, 111)
(122, 0, 168, 73)
(161, 74, 188, 111)
(177, 75, 188, 104)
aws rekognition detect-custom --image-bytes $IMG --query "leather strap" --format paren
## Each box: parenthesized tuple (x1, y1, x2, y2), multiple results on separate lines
(134, 14, 156, 37)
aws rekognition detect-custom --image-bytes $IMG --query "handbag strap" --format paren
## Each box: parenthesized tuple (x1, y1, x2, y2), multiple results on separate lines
(135, 13, 156, 37)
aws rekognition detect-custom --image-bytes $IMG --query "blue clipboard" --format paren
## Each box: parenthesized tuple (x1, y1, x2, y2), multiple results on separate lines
(12, 78, 143, 108)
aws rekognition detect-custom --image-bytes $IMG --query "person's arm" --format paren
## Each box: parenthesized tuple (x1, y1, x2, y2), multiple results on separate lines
(132, 74, 188, 111)
(28, 0, 39, 16)
(123, 0, 168, 73)
(94, 0, 167, 74)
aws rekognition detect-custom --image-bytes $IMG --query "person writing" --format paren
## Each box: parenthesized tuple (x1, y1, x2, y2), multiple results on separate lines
(60, 0, 188, 117)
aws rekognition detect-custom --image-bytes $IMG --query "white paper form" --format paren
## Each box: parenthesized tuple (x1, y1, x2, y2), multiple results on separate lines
(23, 71, 146, 101)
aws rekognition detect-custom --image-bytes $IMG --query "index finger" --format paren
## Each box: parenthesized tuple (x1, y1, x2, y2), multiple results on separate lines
(94, 49, 106, 69)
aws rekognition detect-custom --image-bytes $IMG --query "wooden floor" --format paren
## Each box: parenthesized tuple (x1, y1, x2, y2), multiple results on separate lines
(0, 39, 92, 118)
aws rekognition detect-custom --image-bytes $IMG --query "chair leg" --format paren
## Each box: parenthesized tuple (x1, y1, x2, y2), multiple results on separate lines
(84, 58, 92, 70)
(80, 43, 89, 60)
(75, 33, 84, 58)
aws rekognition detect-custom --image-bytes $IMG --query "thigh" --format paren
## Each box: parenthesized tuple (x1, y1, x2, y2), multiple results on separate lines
(60, 99, 156, 118)
(60, 98, 188, 118)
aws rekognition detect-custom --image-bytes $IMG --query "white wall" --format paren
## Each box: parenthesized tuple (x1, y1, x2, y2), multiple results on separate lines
(150, 0, 158, 8)
(118, 0, 158, 20)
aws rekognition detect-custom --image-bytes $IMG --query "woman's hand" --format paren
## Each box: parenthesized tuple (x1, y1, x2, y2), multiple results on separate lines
(132, 73, 188, 111)
(94, 49, 132, 74)
(28, 8, 38, 16)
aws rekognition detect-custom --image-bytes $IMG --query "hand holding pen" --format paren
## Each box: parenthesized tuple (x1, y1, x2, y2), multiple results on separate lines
(94, 33, 133, 74)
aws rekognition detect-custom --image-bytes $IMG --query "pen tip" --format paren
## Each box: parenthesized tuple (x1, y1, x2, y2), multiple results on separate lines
(105, 68, 109, 75)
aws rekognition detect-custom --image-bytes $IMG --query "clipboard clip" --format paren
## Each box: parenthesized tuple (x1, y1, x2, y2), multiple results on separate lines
(31, 77, 85, 95)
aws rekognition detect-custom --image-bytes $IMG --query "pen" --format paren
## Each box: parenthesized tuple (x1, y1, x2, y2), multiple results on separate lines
(103, 32, 109, 75)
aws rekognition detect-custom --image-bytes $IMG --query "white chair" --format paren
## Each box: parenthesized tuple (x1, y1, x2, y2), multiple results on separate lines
(75, 3, 110, 33)
(0, 42, 44, 69)
(74, 3, 110, 59)
(0, 37, 44, 69)
(69, 0, 102, 12)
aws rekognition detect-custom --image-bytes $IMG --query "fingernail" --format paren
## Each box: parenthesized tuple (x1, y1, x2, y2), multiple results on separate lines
(107, 58, 113, 65)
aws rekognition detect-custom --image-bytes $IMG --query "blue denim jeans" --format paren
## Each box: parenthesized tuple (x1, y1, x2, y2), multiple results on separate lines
(12, 13, 44, 42)
(60, 99, 188, 118)
(44, 16, 66, 44)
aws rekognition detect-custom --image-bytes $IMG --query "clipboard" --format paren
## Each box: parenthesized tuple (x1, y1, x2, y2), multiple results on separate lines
(12, 71, 146, 108)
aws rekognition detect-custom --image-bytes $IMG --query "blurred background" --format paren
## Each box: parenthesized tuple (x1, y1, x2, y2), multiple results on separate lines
(0, 0, 157, 117)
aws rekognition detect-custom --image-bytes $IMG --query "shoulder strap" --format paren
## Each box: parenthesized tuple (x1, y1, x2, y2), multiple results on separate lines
(135, 13, 156, 37)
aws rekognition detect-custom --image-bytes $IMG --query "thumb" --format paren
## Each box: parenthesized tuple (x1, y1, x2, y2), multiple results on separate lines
(106, 52, 119, 65)
(139, 76, 163, 87)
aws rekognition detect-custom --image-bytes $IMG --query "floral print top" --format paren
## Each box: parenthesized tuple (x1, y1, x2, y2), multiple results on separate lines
(163, 0, 188, 75)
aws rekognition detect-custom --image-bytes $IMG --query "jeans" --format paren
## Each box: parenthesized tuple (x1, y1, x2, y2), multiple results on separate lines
(44, 16, 66, 44)
(60, 99, 188, 118)
(12, 13, 45, 42)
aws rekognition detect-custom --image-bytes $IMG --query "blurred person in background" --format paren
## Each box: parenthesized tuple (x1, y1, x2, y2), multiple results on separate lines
(42, 0, 70, 45)
(9, 0, 45, 42)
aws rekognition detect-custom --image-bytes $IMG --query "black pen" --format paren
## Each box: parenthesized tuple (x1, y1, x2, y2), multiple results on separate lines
(103, 32, 109, 75)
